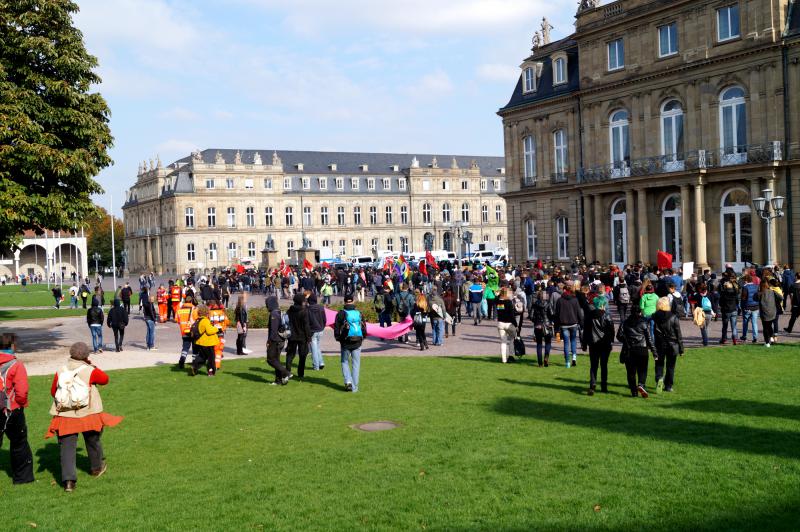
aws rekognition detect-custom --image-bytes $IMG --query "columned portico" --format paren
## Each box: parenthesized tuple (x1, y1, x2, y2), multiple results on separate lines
(693, 180, 708, 269)
(680, 184, 693, 263)
(636, 188, 649, 263)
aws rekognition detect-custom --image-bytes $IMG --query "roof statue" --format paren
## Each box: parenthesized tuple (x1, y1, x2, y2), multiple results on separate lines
(214, 151, 225, 164)
(451, 157, 459, 169)
(578, 0, 599, 13)
(431, 156, 439, 168)
(156, 155, 162, 169)
(532, 31, 541, 50)
(234, 150, 242, 165)
(541, 18, 553, 45)
(149, 158, 155, 171)
(191, 149, 202, 162)
(470, 159, 479, 169)
(253, 152, 262, 165)
(411, 156, 420, 168)
(137, 162, 143, 175)
(272, 151, 281, 166)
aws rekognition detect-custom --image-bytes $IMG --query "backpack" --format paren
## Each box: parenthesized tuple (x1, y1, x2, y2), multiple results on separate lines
(279, 312, 291, 340)
(513, 295, 525, 315)
(343, 309, 363, 338)
(374, 294, 386, 312)
(701, 295, 712, 312)
(618, 286, 631, 305)
(413, 312, 427, 326)
(693, 306, 706, 327)
(190, 319, 203, 342)
(0, 359, 17, 411)
(54, 366, 91, 412)
(397, 293, 411, 315)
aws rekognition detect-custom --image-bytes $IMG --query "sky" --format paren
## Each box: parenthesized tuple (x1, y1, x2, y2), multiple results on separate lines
(72, 0, 581, 214)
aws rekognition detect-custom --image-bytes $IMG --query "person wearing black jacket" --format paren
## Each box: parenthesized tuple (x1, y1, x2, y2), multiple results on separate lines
(555, 287, 583, 368)
(234, 294, 251, 355)
(106, 298, 129, 352)
(617, 306, 655, 398)
(266, 296, 291, 385)
(784, 273, 800, 333)
(286, 293, 312, 379)
(718, 277, 740, 345)
(86, 299, 104, 353)
(334, 296, 367, 392)
(141, 290, 157, 351)
(530, 290, 553, 367)
(652, 297, 684, 393)
(119, 282, 133, 315)
(307, 293, 327, 370)
(583, 296, 614, 395)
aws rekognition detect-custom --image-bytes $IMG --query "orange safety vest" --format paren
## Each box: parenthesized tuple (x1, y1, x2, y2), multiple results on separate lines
(209, 307, 229, 333)
(157, 289, 168, 304)
(177, 303, 195, 336)
(170, 285, 182, 302)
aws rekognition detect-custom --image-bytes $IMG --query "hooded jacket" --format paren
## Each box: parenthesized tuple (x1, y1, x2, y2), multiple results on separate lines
(555, 293, 582, 327)
(0, 351, 28, 409)
(652, 310, 683, 355)
(107, 299, 129, 329)
(757, 288, 778, 321)
(266, 296, 285, 344)
(86, 301, 104, 326)
(618, 314, 655, 351)
(307, 300, 327, 333)
(287, 297, 312, 343)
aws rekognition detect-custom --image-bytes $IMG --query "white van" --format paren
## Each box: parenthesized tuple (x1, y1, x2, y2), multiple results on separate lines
(351, 256, 374, 267)
(430, 250, 458, 262)
(469, 250, 496, 263)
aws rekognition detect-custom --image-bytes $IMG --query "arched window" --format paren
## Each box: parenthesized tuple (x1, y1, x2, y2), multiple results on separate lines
(661, 100, 684, 170)
(610, 198, 627, 266)
(662, 195, 682, 266)
(227, 241, 237, 260)
(443, 232, 452, 252)
(523, 135, 536, 183)
(481, 204, 489, 223)
(610, 110, 630, 176)
(461, 202, 470, 223)
(720, 87, 746, 164)
(526, 220, 537, 260)
(422, 203, 431, 224)
(556, 216, 569, 260)
(442, 203, 451, 223)
(553, 129, 567, 176)
(720, 189, 752, 271)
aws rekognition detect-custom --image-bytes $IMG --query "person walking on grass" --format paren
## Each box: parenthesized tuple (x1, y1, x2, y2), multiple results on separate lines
(86, 298, 104, 354)
(411, 293, 430, 350)
(190, 305, 219, 376)
(740, 274, 760, 343)
(496, 287, 518, 364)
(394, 283, 416, 343)
(757, 280, 778, 347)
(555, 286, 582, 368)
(52, 285, 63, 309)
(234, 294, 252, 356)
(141, 291, 157, 351)
(652, 297, 683, 393)
(307, 293, 327, 370)
(530, 290, 554, 367)
(106, 299, 129, 352)
(334, 295, 366, 392)
(176, 296, 197, 369)
(0, 333, 34, 485)
(286, 293, 312, 380)
(46, 342, 123, 492)
(584, 295, 614, 395)
(618, 306, 656, 398)
(265, 296, 291, 385)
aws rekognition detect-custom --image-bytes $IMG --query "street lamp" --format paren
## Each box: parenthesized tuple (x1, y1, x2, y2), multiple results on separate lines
(752, 188, 785, 267)
(92, 252, 101, 277)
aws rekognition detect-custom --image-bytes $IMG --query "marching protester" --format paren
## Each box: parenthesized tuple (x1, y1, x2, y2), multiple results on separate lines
(412, 293, 430, 350)
(428, 288, 447, 347)
(0, 333, 34, 484)
(141, 290, 157, 351)
(583, 295, 614, 395)
(266, 296, 292, 385)
(530, 290, 554, 367)
(46, 342, 123, 492)
(190, 305, 220, 376)
(307, 293, 327, 370)
(652, 297, 684, 393)
(495, 287, 518, 363)
(106, 298, 129, 352)
(234, 294, 252, 356)
(618, 306, 656, 398)
(86, 298, 104, 354)
(286, 293, 312, 379)
(334, 295, 367, 392)
(394, 283, 415, 343)
(740, 274, 760, 343)
(120, 281, 133, 315)
(555, 285, 582, 368)
(757, 280, 778, 347)
(718, 275, 740, 345)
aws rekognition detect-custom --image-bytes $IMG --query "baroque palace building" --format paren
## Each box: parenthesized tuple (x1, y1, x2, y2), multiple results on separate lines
(122, 150, 506, 274)
(500, 0, 800, 271)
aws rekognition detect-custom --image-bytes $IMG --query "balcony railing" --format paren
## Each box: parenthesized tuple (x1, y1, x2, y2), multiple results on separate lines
(550, 172, 572, 185)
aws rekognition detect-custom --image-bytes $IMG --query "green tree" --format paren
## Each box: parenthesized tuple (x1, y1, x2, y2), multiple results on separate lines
(86, 207, 123, 272)
(0, 0, 113, 250)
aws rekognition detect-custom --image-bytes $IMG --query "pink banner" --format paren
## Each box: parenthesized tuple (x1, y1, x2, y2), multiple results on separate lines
(323, 308, 413, 340)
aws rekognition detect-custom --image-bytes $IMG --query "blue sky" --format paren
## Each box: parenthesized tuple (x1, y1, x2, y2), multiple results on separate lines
(72, 0, 580, 214)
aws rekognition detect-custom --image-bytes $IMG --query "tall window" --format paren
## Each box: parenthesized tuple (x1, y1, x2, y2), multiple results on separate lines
(495, 205, 502, 222)
(401, 236, 409, 254)
(717, 4, 740, 42)
(610, 110, 630, 176)
(208, 242, 217, 261)
(720, 87, 747, 163)
(263, 178, 272, 189)
(227, 242, 237, 260)
(611, 199, 627, 266)
(385, 205, 393, 224)
(264, 207, 273, 227)
(369, 206, 377, 225)
(302, 177, 310, 190)
(187, 243, 196, 262)
(461, 202, 470, 223)
(662, 195, 682, 266)
(338, 239, 346, 256)
(382, 178, 390, 190)
(399, 179, 407, 191)
(226, 178, 234, 189)
(721, 189, 752, 271)
(661, 100, 685, 169)
(246, 206, 255, 227)
(285, 206, 294, 226)
(608, 38, 625, 70)
(322, 239, 330, 249)
(336, 177, 343, 190)
(248, 241, 256, 258)
(523, 66, 535, 92)
(319, 177, 327, 190)
(185, 207, 194, 228)
(320, 206, 329, 225)
(367, 178, 375, 191)
(351, 177, 359, 191)
(400, 205, 408, 225)
(526, 220, 537, 260)
(523, 135, 536, 182)
(283, 177, 291, 190)
(227, 207, 236, 227)
(353, 206, 362, 225)
(422, 203, 431, 224)
(207, 207, 216, 227)
(206, 179, 215, 189)
(387, 238, 394, 252)
(303, 206, 312, 226)
(371, 238, 378, 251)
(556, 216, 569, 260)
(337, 206, 345, 226)
(658, 22, 678, 57)
(461, 180, 469, 190)
(553, 129, 567, 176)
(482, 204, 489, 223)
(353, 239, 363, 255)
(554, 57, 566, 84)
(442, 203, 451, 223)
(287, 240, 295, 255)
(480, 179, 487, 191)
(244, 178, 254, 190)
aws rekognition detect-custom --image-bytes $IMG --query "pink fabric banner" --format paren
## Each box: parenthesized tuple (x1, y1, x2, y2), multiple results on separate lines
(323, 308, 413, 340)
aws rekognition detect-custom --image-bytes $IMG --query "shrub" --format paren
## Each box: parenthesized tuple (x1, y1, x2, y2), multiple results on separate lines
(328, 301, 379, 323)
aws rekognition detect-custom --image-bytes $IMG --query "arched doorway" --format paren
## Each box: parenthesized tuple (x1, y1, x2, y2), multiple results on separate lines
(443, 232, 452, 252)
(610, 198, 627, 268)
(423, 232, 434, 251)
(720, 188, 752, 271)
(661, 194, 682, 268)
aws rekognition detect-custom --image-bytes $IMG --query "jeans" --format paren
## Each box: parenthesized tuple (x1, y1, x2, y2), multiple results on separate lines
(145, 319, 155, 348)
(89, 325, 103, 352)
(179, 337, 192, 368)
(741, 309, 759, 341)
(70, 296, 78, 309)
(310, 331, 324, 369)
(699, 312, 711, 345)
(721, 313, 738, 342)
(561, 326, 578, 364)
(58, 430, 104, 483)
(341, 346, 361, 392)
(431, 318, 444, 345)
(534, 328, 552, 365)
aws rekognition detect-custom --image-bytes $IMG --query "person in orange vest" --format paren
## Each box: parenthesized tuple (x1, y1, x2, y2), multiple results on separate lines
(156, 284, 168, 323)
(168, 280, 182, 322)
(176, 296, 197, 369)
(208, 300, 229, 370)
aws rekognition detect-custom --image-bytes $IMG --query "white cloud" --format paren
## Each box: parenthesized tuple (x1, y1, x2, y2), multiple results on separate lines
(213, 110, 235, 120)
(476, 63, 521, 83)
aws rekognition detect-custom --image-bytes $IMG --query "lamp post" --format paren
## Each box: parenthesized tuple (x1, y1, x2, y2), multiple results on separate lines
(92, 252, 101, 277)
(752, 188, 785, 268)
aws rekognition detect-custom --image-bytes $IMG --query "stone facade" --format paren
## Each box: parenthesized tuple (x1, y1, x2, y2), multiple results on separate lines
(500, 0, 800, 271)
(122, 150, 507, 274)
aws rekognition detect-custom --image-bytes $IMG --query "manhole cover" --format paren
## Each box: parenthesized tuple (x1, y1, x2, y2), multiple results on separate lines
(351, 421, 401, 432)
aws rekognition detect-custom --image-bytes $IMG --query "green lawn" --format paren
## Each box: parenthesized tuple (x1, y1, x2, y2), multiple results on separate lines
(0, 284, 139, 309)
(0, 308, 87, 321)
(4, 346, 800, 530)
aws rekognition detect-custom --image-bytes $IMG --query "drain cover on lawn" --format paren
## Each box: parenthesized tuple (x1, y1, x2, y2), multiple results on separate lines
(351, 421, 401, 432)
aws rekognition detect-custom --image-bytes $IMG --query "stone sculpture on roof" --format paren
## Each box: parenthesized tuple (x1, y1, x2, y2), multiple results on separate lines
(578, 0, 599, 13)
(253, 152, 262, 165)
(272, 151, 281, 166)
(431, 156, 439, 168)
(234, 150, 242, 165)
(541, 18, 553, 45)
(215, 151, 224, 164)
(532, 31, 541, 50)
(191, 150, 202, 162)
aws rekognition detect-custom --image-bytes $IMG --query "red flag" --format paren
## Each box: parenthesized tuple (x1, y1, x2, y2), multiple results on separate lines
(235, 264, 245, 274)
(425, 251, 439, 269)
(303, 258, 314, 271)
(321, 261, 331, 269)
(279, 259, 290, 276)
(419, 260, 428, 276)
(657, 250, 673, 270)
(383, 256, 393, 271)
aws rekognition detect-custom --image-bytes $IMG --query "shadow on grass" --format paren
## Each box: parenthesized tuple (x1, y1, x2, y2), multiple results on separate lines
(34, 442, 91, 482)
(492, 397, 800, 460)
(554, 376, 630, 391)
(300, 374, 344, 392)
(498, 377, 627, 396)
(659, 399, 800, 421)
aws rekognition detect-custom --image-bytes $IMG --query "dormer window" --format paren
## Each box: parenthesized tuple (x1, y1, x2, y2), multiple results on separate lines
(360, 164, 369, 172)
(295, 163, 304, 171)
(391, 164, 399, 172)
(553, 56, 567, 85)
(523, 66, 536, 93)
(329, 163, 337, 171)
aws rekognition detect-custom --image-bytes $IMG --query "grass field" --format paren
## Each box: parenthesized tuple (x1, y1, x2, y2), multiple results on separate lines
(3, 346, 799, 530)
(0, 284, 140, 310)
(0, 308, 87, 321)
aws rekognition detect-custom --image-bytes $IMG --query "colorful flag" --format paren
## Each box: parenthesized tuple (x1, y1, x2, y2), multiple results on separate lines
(657, 250, 673, 270)
(425, 251, 439, 269)
(419, 260, 428, 276)
(303, 258, 314, 272)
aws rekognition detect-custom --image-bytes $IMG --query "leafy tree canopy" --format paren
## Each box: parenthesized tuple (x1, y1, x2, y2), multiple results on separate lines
(0, 0, 113, 250)
(86, 206, 123, 272)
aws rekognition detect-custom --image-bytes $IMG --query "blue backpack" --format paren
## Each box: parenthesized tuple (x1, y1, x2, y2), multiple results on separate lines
(701, 295, 712, 312)
(344, 309, 363, 338)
